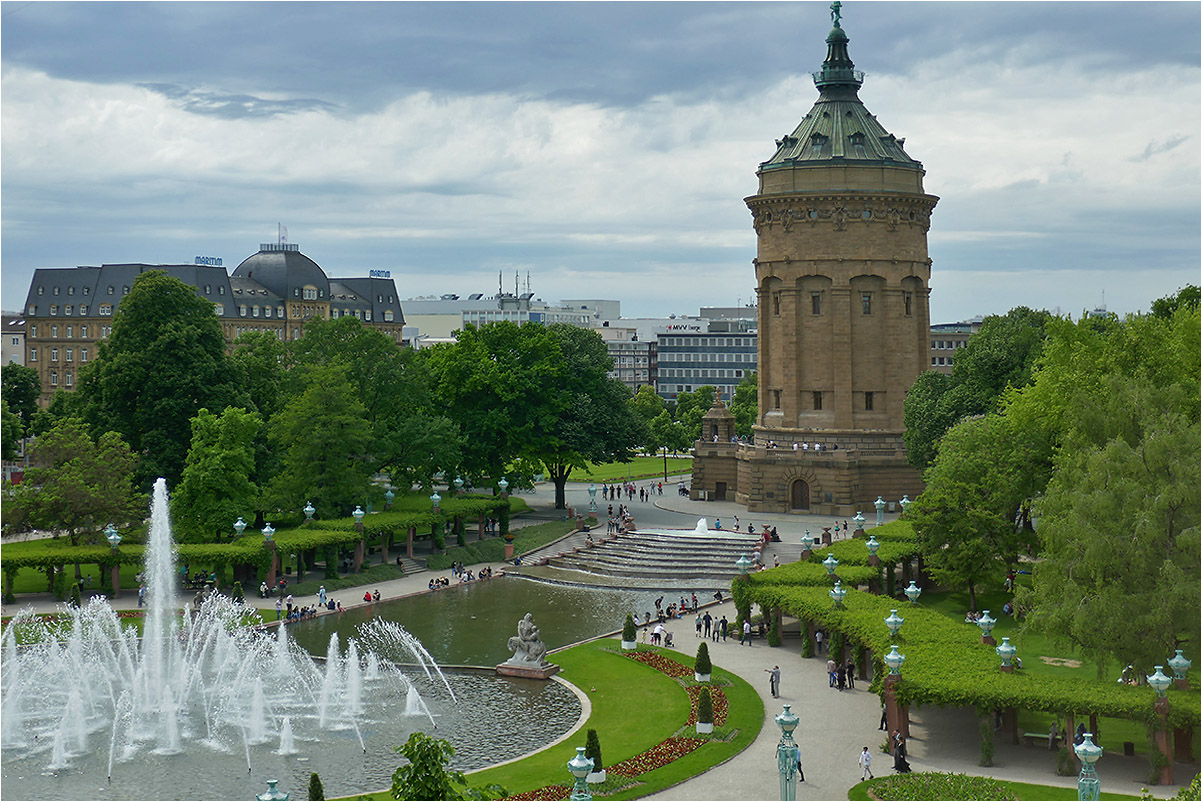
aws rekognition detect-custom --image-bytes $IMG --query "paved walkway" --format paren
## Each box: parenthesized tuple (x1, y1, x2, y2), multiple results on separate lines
(4, 478, 1194, 799)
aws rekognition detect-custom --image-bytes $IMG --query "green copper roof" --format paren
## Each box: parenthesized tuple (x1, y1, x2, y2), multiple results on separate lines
(759, 2, 921, 172)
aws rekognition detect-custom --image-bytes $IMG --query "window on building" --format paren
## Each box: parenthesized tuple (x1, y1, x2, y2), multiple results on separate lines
(861, 292, 872, 315)
(219, 286, 225, 295)
(772, 293, 780, 316)
(82, 286, 89, 296)
(65, 371, 73, 387)
(51, 325, 58, 338)
(29, 347, 37, 362)
(122, 286, 129, 295)
(50, 305, 58, 316)
(38, 287, 44, 296)
(81, 348, 88, 362)
(365, 310, 372, 321)
(772, 389, 781, 409)
(9, 337, 16, 347)
(813, 391, 823, 410)
(204, 285, 211, 294)
(66, 326, 73, 338)
(65, 348, 73, 361)
(51, 348, 58, 362)
(864, 392, 875, 410)
(276, 307, 284, 318)
(214, 304, 224, 315)
(303, 287, 317, 301)
(80, 305, 88, 316)
(240, 306, 248, 317)
(100, 304, 112, 315)
(811, 293, 822, 315)
(53, 286, 60, 296)
(904, 292, 913, 316)
(931, 357, 937, 366)
(384, 310, 394, 322)
(27, 305, 36, 315)
(30, 325, 36, 337)
(252, 306, 260, 317)
(107, 285, 114, 295)
(50, 371, 58, 386)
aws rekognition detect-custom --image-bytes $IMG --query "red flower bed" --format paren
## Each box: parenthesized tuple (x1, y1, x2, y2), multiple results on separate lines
(685, 685, 729, 726)
(504, 784, 571, 800)
(607, 736, 705, 776)
(622, 650, 692, 678)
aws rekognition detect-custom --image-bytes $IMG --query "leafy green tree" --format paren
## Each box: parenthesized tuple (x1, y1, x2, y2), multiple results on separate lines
(1015, 304, 1200, 676)
(631, 383, 666, 426)
(230, 331, 288, 421)
(903, 307, 1052, 470)
(533, 324, 646, 508)
(909, 413, 1046, 611)
(1150, 284, 1200, 319)
(389, 731, 505, 801)
(1, 400, 22, 460)
(673, 385, 717, 444)
(728, 371, 757, 439)
(75, 270, 246, 488)
(292, 316, 460, 490)
(425, 321, 566, 490)
(267, 367, 373, 517)
(648, 410, 689, 479)
(2, 418, 142, 550)
(1, 363, 40, 428)
(171, 407, 263, 542)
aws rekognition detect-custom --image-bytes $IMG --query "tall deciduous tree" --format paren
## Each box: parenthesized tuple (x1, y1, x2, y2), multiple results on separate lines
(266, 367, 373, 518)
(909, 413, 1046, 611)
(534, 324, 646, 508)
(171, 407, 263, 542)
(673, 385, 717, 444)
(1, 363, 41, 429)
(1, 400, 23, 460)
(728, 371, 757, 439)
(76, 270, 246, 488)
(2, 418, 142, 549)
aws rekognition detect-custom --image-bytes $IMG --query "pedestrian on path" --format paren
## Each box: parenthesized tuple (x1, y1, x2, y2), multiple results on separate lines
(275, 597, 282, 621)
(815, 630, 823, 654)
(720, 616, 728, 641)
(741, 619, 751, 645)
(696, 613, 703, 638)
(765, 665, 780, 697)
(846, 659, 856, 689)
(859, 746, 874, 780)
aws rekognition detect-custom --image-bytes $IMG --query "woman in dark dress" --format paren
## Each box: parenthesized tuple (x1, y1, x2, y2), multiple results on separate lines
(893, 731, 911, 773)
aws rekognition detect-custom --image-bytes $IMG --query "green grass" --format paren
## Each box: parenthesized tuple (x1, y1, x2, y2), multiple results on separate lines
(337, 639, 763, 800)
(9, 561, 143, 594)
(847, 774, 1144, 800)
(568, 456, 692, 483)
(425, 517, 590, 571)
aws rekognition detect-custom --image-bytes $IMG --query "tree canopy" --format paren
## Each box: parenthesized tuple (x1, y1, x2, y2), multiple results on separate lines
(76, 270, 246, 488)
(171, 407, 263, 542)
(1, 363, 41, 429)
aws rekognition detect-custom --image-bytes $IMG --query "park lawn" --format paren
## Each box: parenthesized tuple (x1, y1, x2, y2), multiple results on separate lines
(9, 561, 143, 594)
(847, 775, 1143, 800)
(569, 456, 692, 483)
(338, 639, 763, 801)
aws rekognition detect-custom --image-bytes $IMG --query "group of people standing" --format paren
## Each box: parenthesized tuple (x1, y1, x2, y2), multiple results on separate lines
(827, 656, 858, 690)
(601, 482, 662, 502)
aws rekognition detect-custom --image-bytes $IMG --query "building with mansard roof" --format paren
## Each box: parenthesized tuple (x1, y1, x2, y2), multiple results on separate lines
(20, 242, 404, 405)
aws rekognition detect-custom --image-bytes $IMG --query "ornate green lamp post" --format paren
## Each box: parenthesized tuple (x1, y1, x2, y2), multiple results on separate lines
(453, 476, 465, 495)
(498, 476, 509, 497)
(105, 523, 122, 550)
(303, 501, 315, 522)
(775, 704, 801, 801)
(852, 511, 865, 533)
(1168, 650, 1191, 689)
(903, 580, 921, 605)
(430, 490, 441, 512)
(233, 516, 247, 538)
(384, 488, 395, 509)
(735, 554, 753, 576)
(976, 610, 997, 645)
(1074, 732, 1102, 801)
(996, 637, 1017, 672)
(352, 505, 365, 532)
(898, 495, 912, 516)
(822, 553, 839, 578)
(262, 523, 275, 542)
(884, 645, 905, 675)
(588, 483, 598, 514)
(567, 746, 594, 801)
(874, 495, 886, 527)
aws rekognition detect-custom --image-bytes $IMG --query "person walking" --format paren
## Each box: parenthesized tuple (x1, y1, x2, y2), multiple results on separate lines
(765, 665, 781, 697)
(846, 659, 856, 690)
(741, 619, 752, 645)
(695, 613, 703, 638)
(859, 746, 874, 780)
(275, 597, 282, 621)
(815, 630, 824, 654)
(719, 615, 729, 642)
(703, 611, 713, 639)
(827, 657, 837, 688)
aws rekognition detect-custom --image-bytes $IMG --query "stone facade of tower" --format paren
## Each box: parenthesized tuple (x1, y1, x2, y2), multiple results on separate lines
(691, 7, 935, 515)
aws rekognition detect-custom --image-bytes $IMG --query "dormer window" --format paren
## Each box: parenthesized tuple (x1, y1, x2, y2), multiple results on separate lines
(809, 133, 827, 157)
(849, 131, 867, 157)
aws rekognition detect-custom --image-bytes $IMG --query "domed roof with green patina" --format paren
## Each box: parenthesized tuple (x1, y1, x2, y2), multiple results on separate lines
(759, 2, 921, 172)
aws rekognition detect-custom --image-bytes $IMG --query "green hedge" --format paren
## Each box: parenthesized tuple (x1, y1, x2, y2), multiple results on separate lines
(738, 583, 1200, 730)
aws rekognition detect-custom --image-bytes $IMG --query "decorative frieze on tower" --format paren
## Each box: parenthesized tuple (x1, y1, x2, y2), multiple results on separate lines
(691, 2, 935, 514)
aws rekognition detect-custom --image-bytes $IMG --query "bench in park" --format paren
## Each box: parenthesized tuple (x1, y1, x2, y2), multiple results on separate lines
(1022, 731, 1060, 749)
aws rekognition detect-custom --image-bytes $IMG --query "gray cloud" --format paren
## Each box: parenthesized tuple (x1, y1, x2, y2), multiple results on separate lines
(137, 83, 339, 119)
(1130, 135, 1190, 163)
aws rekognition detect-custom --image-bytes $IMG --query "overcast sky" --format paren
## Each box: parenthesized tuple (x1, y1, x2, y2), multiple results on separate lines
(2, 1, 1198, 322)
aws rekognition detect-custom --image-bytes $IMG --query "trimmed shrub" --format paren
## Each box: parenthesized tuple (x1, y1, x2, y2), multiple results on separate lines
(697, 687, 714, 724)
(69, 582, 81, 608)
(584, 729, 603, 773)
(866, 772, 1015, 800)
(324, 546, 339, 580)
(231, 581, 244, 604)
(308, 772, 325, 800)
(623, 614, 637, 642)
(52, 568, 67, 601)
(695, 642, 712, 675)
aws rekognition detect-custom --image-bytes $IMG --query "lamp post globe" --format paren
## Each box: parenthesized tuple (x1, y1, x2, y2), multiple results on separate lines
(430, 491, 441, 511)
(104, 523, 122, 550)
(498, 476, 509, 496)
(865, 536, 880, 558)
(1074, 732, 1102, 801)
(885, 609, 904, 638)
(567, 746, 594, 801)
(352, 506, 365, 525)
(852, 511, 865, 531)
(735, 554, 752, 576)
(903, 580, 922, 605)
(261, 523, 275, 542)
(884, 645, 905, 675)
(588, 483, 598, 513)
(303, 501, 315, 521)
(801, 530, 814, 551)
(899, 495, 912, 516)
(384, 488, 395, 508)
(256, 779, 290, 801)
(874, 495, 886, 527)
(453, 476, 465, 493)
(234, 517, 247, 538)
(1148, 666, 1172, 698)
(822, 553, 839, 577)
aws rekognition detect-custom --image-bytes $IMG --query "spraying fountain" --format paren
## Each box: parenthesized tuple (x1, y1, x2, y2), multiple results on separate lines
(0, 479, 580, 800)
